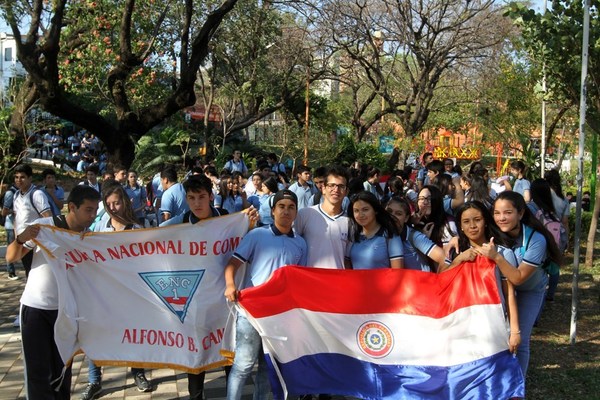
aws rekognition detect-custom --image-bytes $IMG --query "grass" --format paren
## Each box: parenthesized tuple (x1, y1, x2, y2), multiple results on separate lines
(527, 248, 600, 400)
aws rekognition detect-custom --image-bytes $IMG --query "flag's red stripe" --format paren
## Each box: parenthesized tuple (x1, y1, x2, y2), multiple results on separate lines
(239, 256, 502, 319)
(165, 297, 188, 305)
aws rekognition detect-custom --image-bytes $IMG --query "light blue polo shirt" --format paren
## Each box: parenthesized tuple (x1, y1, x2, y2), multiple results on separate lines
(443, 195, 453, 216)
(347, 229, 403, 270)
(258, 194, 274, 226)
(513, 178, 531, 198)
(247, 193, 267, 210)
(221, 194, 244, 214)
(417, 168, 429, 186)
(288, 182, 316, 210)
(125, 185, 147, 219)
(512, 224, 548, 292)
(234, 225, 307, 289)
(402, 227, 437, 272)
(159, 182, 189, 219)
(42, 186, 65, 216)
(159, 206, 225, 227)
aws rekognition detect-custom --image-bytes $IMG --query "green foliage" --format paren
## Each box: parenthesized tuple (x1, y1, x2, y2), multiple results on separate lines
(210, 0, 285, 102)
(0, 107, 17, 186)
(356, 141, 388, 171)
(506, 0, 600, 133)
(569, 211, 593, 245)
(59, 0, 175, 115)
(321, 134, 388, 170)
(477, 55, 541, 153)
(214, 142, 272, 172)
(132, 126, 192, 176)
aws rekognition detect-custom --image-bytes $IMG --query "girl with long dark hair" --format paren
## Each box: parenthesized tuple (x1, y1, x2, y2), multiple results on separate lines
(346, 191, 402, 269)
(441, 201, 520, 354)
(544, 169, 570, 253)
(412, 185, 457, 246)
(257, 177, 279, 226)
(215, 176, 249, 214)
(477, 191, 561, 377)
(87, 182, 151, 395)
(529, 178, 565, 301)
(462, 174, 493, 209)
(386, 196, 448, 272)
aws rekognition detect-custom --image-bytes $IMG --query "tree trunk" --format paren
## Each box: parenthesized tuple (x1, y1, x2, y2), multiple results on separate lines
(585, 174, 600, 267)
(105, 130, 137, 170)
(8, 77, 39, 160)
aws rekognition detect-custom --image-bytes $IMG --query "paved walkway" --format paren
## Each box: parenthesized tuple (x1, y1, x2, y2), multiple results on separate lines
(0, 250, 257, 400)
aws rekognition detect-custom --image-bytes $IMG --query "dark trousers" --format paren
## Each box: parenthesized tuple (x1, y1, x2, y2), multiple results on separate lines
(21, 305, 72, 399)
(22, 250, 34, 277)
(188, 372, 207, 399)
(188, 366, 231, 399)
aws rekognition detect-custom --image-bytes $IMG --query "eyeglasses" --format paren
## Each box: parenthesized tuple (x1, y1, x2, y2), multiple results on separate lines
(325, 183, 347, 191)
(417, 196, 431, 202)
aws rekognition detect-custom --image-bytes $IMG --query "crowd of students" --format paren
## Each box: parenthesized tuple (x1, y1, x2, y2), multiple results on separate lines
(1, 149, 570, 399)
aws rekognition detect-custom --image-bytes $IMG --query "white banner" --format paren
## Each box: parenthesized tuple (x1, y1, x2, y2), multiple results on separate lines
(34, 212, 248, 373)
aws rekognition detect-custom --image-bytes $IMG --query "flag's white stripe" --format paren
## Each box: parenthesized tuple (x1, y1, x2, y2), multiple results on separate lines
(250, 304, 509, 367)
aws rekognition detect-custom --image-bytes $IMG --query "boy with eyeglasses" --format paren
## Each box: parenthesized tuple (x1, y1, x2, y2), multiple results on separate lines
(294, 165, 350, 270)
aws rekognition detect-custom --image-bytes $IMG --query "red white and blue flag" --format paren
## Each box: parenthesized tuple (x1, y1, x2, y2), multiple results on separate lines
(238, 258, 525, 399)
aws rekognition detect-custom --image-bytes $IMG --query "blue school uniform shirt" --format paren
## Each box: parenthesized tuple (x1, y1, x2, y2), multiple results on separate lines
(159, 183, 189, 219)
(513, 178, 531, 198)
(220, 194, 244, 214)
(125, 185, 147, 219)
(258, 194, 275, 226)
(234, 225, 307, 289)
(511, 223, 548, 292)
(42, 186, 65, 216)
(443, 195, 453, 216)
(402, 226, 437, 272)
(247, 193, 264, 210)
(159, 206, 226, 226)
(347, 228, 403, 270)
(288, 182, 316, 210)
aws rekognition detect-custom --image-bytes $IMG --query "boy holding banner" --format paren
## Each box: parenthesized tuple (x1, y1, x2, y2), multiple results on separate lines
(6, 185, 101, 400)
(160, 174, 258, 399)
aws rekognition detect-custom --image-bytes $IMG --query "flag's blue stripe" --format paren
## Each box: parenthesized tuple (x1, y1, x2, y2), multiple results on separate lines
(266, 350, 524, 400)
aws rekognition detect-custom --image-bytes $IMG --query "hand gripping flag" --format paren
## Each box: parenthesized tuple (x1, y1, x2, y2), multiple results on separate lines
(34, 212, 248, 373)
(237, 258, 525, 399)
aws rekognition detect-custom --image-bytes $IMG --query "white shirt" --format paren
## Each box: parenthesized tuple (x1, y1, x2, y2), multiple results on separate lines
(294, 204, 349, 269)
(20, 217, 60, 310)
(13, 185, 51, 235)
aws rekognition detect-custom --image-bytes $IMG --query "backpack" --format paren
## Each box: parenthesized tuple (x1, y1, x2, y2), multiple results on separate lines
(535, 209, 567, 254)
(52, 214, 70, 230)
(1, 186, 44, 226)
(522, 224, 560, 275)
(0, 187, 17, 226)
(312, 191, 322, 206)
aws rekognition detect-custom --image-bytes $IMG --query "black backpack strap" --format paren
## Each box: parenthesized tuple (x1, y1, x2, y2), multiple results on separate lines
(313, 191, 322, 205)
(52, 214, 69, 229)
(28, 186, 44, 217)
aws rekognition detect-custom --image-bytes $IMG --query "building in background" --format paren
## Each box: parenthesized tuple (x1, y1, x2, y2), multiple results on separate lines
(0, 32, 26, 106)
